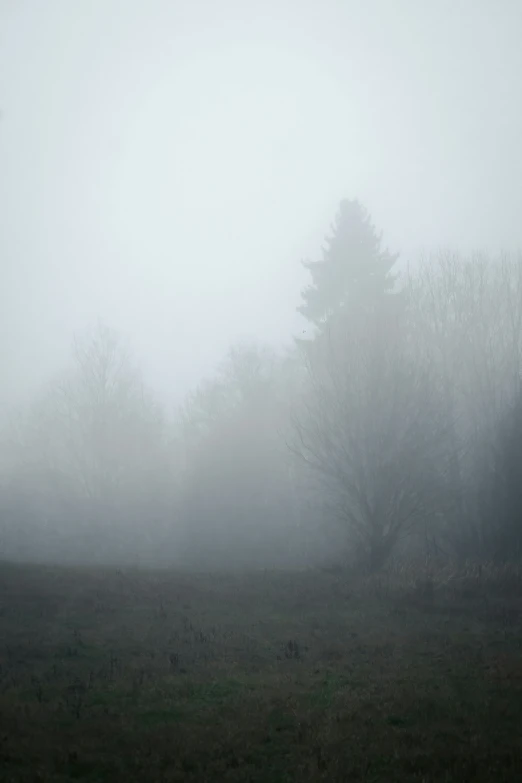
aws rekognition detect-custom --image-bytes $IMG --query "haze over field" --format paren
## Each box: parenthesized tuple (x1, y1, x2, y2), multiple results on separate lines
(2, 0, 522, 413)
(3, 7, 522, 779)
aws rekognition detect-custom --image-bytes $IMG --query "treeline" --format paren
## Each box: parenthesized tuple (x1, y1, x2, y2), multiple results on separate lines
(1, 199, 522, 570)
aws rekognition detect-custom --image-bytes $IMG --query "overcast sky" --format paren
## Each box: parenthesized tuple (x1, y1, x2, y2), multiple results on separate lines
(1, 0, 521, 414)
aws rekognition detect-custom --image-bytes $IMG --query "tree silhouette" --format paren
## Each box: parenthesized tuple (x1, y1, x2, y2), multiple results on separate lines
(297, 199, 398, 336)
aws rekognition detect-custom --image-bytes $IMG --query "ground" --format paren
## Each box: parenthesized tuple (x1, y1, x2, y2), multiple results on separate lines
(0, 561, 521, 781)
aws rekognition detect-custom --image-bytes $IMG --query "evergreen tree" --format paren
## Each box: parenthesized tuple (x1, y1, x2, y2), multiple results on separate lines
(292, 201, 413, 571)
(297, 199, 399, 334)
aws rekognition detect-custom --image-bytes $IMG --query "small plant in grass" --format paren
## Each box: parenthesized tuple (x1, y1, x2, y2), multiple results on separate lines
(65, 677, 86, 719)
(284, 640, 300, 659)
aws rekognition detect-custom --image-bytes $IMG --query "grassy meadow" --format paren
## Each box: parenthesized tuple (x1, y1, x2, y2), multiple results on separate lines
(0, 560, 521, 781)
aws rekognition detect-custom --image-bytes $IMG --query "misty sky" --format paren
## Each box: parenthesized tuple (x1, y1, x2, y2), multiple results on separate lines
(1, 0, 521, 414)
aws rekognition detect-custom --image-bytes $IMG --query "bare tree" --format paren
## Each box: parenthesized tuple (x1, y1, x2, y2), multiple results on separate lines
(407, 251, 522, 561)
(291, 308, 452, 570)
(179, 342, 318, 568)
(2, 323, 175, 564)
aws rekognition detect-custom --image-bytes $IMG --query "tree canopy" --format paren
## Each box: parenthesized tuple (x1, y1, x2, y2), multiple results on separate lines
(297, 199, 399, 335)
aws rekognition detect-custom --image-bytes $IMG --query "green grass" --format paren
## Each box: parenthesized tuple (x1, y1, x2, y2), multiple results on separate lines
(0, 561, 521, 781)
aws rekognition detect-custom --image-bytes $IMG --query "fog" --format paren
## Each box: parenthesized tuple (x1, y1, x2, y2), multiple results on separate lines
(1, 1, 522, 570)
(2, 0, 522, 411)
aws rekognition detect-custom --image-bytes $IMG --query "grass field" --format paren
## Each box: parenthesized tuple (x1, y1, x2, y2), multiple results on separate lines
(0, 561, 521, 782)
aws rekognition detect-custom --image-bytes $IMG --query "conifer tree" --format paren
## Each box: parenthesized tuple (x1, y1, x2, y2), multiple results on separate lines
(298, 199, 399, 335)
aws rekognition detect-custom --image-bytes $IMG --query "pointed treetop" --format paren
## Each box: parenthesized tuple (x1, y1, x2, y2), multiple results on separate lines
(297, 199, 399, 331)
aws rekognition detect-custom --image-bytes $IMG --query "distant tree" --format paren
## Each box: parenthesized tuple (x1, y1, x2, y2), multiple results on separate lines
(483, 393, 522, 560)
(180, 342, 319, 568)
(51, 322, 168, 503)
(180, 342, 274, 457)
(406, 252, 522, 562)
(297, 199, 399, 337)
(291, 200, 421, 569)
(2, 323, 174, 564)
(290, 317, 452, 571)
